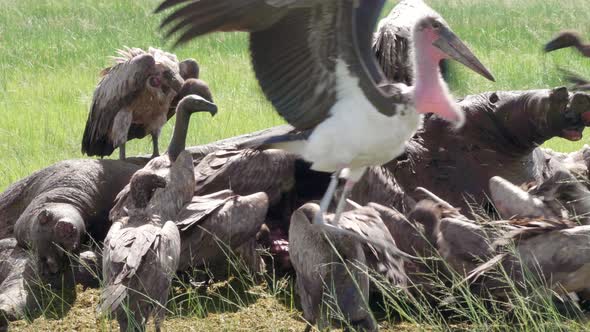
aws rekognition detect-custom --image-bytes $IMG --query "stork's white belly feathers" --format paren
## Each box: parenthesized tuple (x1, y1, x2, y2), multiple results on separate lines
(301, 60, 420, 173)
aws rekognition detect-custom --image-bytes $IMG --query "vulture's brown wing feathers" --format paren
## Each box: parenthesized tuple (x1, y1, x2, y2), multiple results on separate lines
(158, 0, 394, 130)
(467, 220, 585, 285)
(194, 149, 296, 204)
(175, 190, 235, 231)
(82, 51, 155, 157)
(158, 220, 182, 275)
(176, 191, 268, 270)
(439, 218, 495, 261)
(100, 220, 161, 314)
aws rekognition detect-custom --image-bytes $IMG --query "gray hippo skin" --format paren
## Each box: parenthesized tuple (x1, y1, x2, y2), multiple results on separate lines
(389, 88, 590, 213)
(0, 238, 35, 331)
(1, 159, 140, 278)
(0, 241, 103, 330)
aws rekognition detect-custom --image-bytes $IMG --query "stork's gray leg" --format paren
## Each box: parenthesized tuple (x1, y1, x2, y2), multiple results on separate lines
(151, 133, 160, 159)
(333, 167, 367, 224)
(333, 178, 356, 224)
(314, 170, 342, 225)
(119, 144, 126, 160)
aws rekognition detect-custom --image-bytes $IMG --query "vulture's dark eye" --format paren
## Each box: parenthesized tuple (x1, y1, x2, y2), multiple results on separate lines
(149, 76, 162, 88)
(432, 21, 442, 29)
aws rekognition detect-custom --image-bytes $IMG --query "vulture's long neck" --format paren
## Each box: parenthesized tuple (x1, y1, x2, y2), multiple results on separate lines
(167, 107, 191, 162)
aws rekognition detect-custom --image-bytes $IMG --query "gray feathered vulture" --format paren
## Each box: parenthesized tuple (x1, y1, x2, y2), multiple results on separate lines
(156, 0, 494, 226)
(102, 94, 213, 331)
(289, 202, 376, 332)
(468, 218, 590, 300)
(99, 170, 179, 332)
(409, 200, 499, 277)
(175, 189, 269, 274)
(109, 94, 217, 223)
(82, 47, 210, 159)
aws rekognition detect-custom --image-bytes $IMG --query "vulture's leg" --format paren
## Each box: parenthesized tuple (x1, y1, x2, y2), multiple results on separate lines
(314, 169, 343, 225)
(117, 316, 128, 332)
(333, 167, 366, 224)
(154, 311, 163, 332)
(0, 312, 6, 332)
(151, 133, 160, 159)
(119, 143, 126, 160)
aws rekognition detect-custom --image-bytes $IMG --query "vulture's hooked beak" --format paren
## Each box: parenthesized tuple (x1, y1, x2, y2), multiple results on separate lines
(434, 28, 495, 82)
(179, 94, 218, 116)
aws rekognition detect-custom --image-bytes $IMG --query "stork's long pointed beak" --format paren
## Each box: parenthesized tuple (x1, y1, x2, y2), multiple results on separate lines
(433, 28, 495, 82)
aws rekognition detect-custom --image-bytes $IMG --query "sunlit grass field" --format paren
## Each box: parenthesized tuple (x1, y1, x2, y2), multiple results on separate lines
(1, 1, 590, 330)
(0, 0, 589, 190)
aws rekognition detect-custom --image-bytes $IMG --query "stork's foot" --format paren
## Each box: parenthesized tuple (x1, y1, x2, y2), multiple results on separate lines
(118, 144, 126, 160)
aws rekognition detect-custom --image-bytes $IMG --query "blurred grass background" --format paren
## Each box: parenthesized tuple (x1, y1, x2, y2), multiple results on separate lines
(1, 1, 590, 331)
(0, 0, 589, 189)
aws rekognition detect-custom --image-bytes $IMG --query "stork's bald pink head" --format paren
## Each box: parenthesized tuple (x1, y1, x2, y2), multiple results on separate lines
(412, 15, 494, 128)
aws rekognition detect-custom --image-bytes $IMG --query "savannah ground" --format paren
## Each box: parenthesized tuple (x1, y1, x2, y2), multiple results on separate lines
(1, 0, 590, 331)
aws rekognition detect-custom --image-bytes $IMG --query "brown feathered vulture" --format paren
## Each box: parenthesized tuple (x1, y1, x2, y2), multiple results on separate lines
(82, 47, 212, 159)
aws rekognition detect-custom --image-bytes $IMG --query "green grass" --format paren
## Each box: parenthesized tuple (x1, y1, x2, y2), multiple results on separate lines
(2, 0, 590, 330)
(0, 0, 589, 190)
